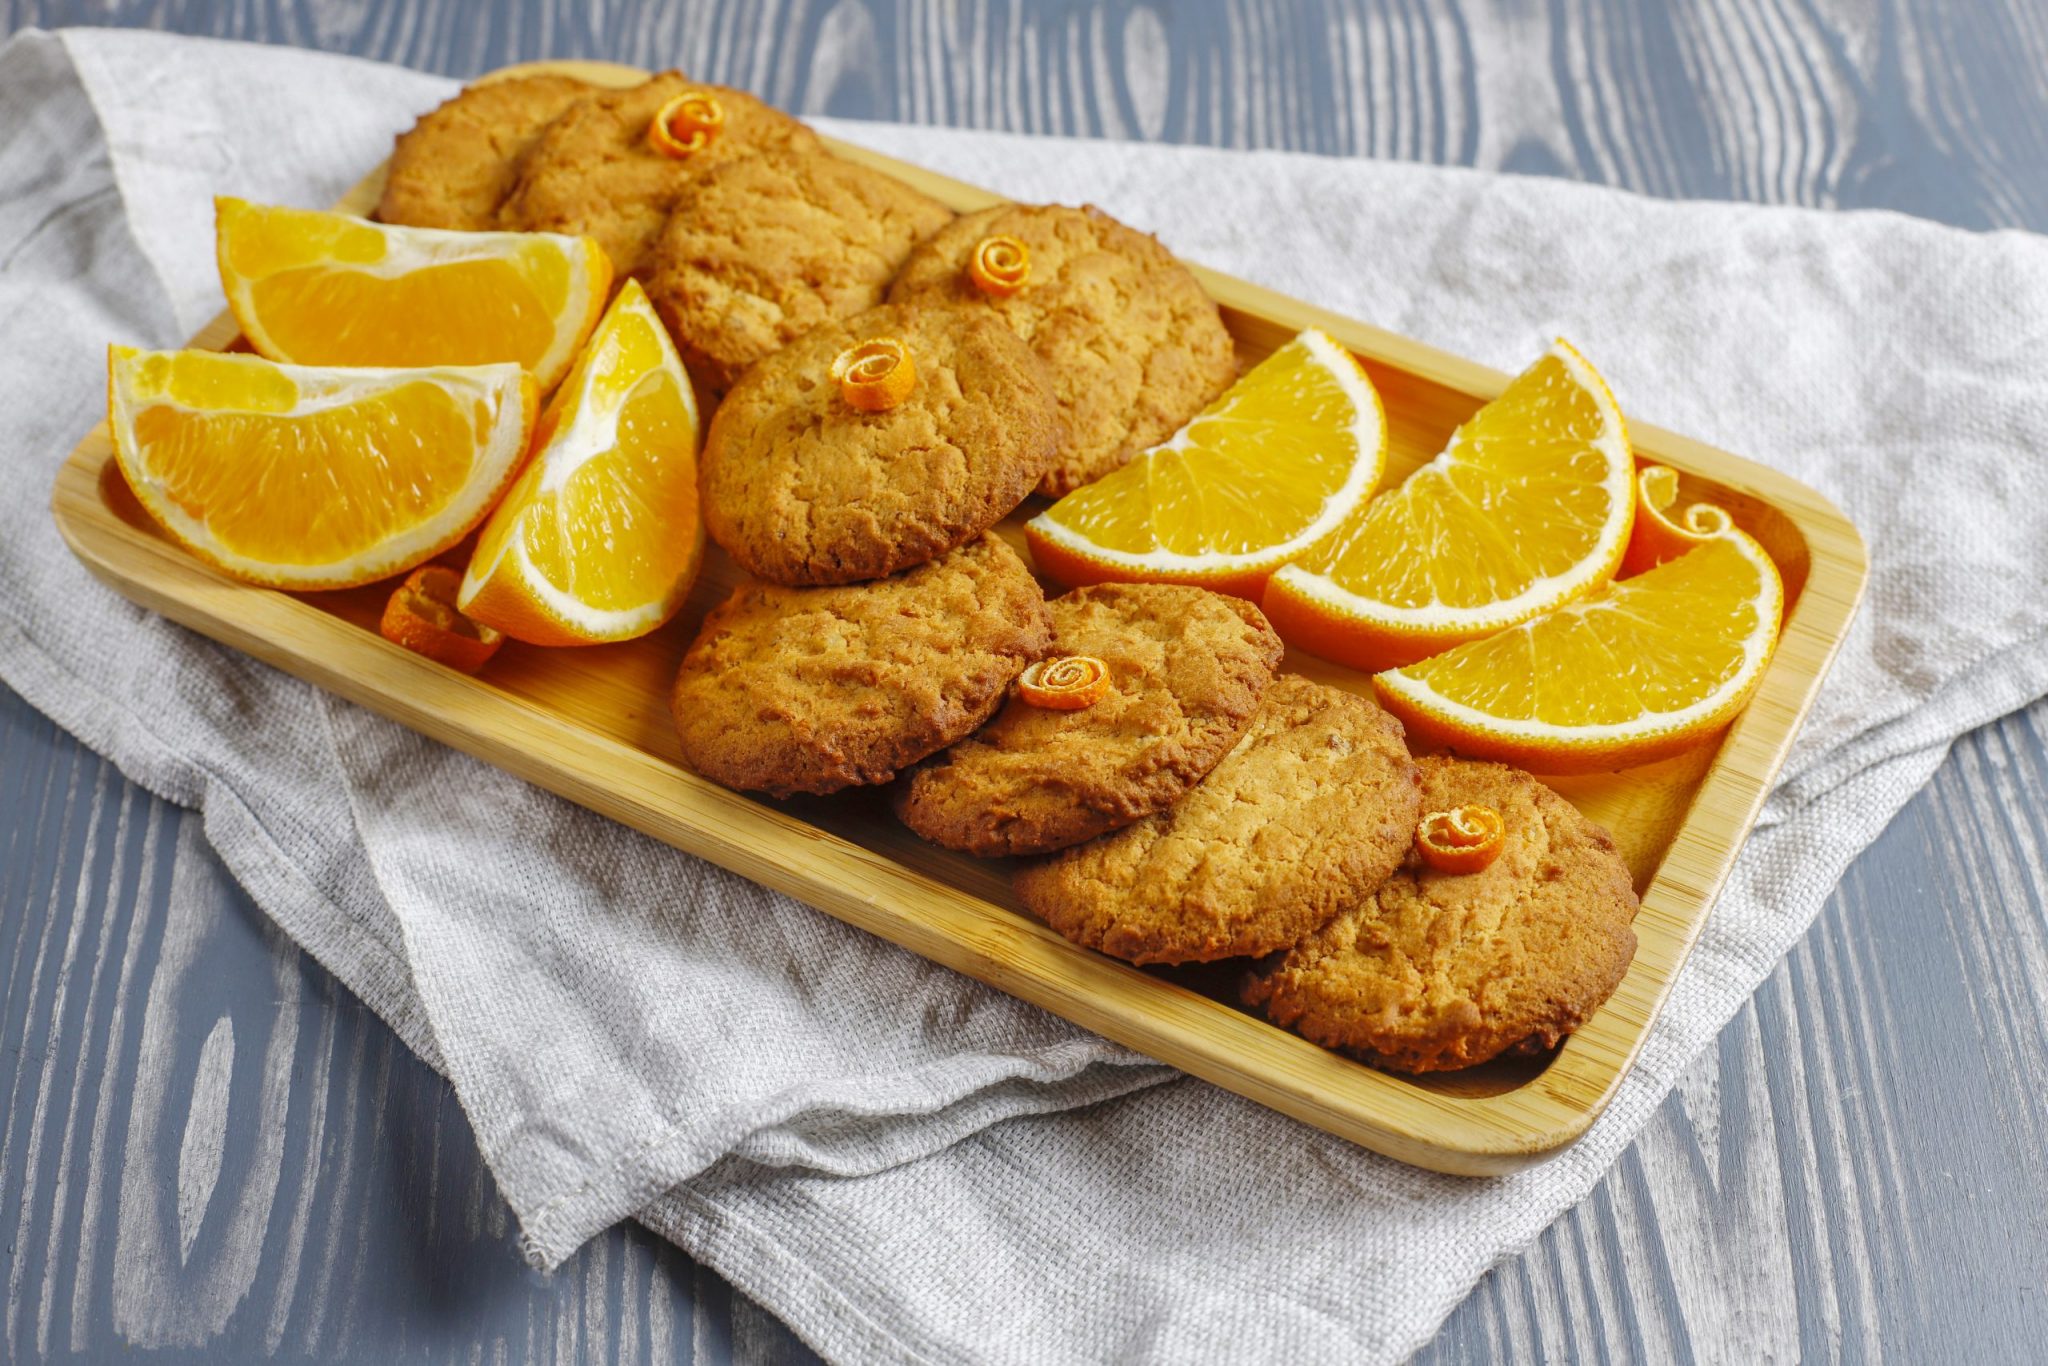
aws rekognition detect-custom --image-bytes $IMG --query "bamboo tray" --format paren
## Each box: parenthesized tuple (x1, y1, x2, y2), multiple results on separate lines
(50, 59, 1867, 1175)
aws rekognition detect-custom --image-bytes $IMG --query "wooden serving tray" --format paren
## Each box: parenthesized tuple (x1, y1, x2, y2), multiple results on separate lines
(51, 60, 1866, 1175)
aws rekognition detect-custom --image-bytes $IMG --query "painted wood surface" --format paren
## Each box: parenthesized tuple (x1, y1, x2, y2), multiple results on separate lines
(3, 0, 2045, 1362)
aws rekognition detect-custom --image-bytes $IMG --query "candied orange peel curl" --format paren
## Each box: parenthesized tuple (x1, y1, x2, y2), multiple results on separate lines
(1017, 655, 1112, 710)
(1415, 804, 1505, 875)
(1621, 464, 1735, 576)
(648, 91, 725, 159)
(832, 337, 916, 412)
(381, 565, 503, 673)
(967, 235, 1031, 297)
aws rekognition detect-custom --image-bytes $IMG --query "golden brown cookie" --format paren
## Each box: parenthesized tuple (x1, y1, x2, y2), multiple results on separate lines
(700, 302, 1062, 586)
(644, 148, 954, 396)
(1242, 757, 1639, 1073)
(497, 72, 821, 277)
(896, 584, 1283, 857)
(376, 73, 594, 230)
(887, 203, 1237, 496)
(1014, 676, 1421, 964)
(671, 534, 1050, 797)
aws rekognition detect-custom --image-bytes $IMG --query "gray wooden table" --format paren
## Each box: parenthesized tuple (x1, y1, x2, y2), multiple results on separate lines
(5, 2, 2046, 1361)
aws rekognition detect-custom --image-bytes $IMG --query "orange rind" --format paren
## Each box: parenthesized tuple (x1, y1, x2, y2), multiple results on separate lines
(381, 565, 504, 673)
(648, 91, 725, 158)
(967, 235, 1030, 297)
(1622, 464, 1735, 577)
(1414, 805, 1505, 874)
(832, 337, 917, 412)
(1017, 654, 1113, 710)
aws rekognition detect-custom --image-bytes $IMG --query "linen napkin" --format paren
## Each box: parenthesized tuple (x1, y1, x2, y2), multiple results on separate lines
(7, 25, 2048, 1364)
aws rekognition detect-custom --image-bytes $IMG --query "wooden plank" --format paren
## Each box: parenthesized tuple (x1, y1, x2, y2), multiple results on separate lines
(0, 683, 714, 1361)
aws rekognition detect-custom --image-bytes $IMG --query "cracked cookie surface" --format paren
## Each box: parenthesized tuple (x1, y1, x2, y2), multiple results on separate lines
(1242, 757, 1639, 1073)
(497, 72, 820, 277)
(887, 202, 1238, 495)
(896, 584, 1283, 857)
(701, 301, 1062, 585)
(645, 148, 954, 396)
(671, 534, 1051, 798)
(1015, 675, 1421, 964)
(376, 73, 594, 231)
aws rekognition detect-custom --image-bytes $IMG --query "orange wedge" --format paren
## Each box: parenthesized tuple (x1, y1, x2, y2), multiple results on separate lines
(1374, 531, 1784, 773)
(107, 346, 535, 590)
(1024, 329, 1386, 600)
(1264, 340, 1635, 671)
(458, 280, 703, 646)
(216, 196, 611, 394)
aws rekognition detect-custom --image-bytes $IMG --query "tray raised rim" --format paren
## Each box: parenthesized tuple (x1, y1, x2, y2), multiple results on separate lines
(50, 58, 1869, 1174)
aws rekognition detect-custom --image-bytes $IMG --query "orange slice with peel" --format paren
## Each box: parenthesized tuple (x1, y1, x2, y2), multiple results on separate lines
(1264, 340, 1635, 671)
(107, 345, 535, 590)
(458, 280, 704, 646)
(1621, 464, 1734, 576)
(1025, 328, 1386, 600)
(216, 196, 611, 394)
(1374, 530, 1784, 773)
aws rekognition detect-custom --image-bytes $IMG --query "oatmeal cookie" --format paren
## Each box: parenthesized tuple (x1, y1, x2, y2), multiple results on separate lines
(888, 202, 1236, 495)
(645, 148, 954, 395)
(1242, 757, 1639, 1073)
(376, 73, 594, 231)
(896, 584, 1282, 856)
(498, 72, 820, 276)
(1014, 675, 1421, 964)
(671, 534, 1050, 797)
(700, 301, 1061, 585)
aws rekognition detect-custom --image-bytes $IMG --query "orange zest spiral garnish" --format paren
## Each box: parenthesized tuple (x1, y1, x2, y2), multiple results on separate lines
(1017, 655, 1113, 710)
(1415, 805, 1506, 875)
(1620, 464, 1737, 576)
(831, 337, 916, 412)
(966, 235, 1031, 297)
(647, 91, 726, 159)
(379, 565, 503, 674)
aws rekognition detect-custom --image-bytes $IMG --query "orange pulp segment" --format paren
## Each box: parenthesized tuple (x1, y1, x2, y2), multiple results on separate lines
(1374, 531, 1785, 773)
(216, 196, 611, 393)
(458, 280, 704, 645)
(106, 345, 535, 590)
(1264, 339, 1635, 671)
(1025, 328, 1387, 600)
